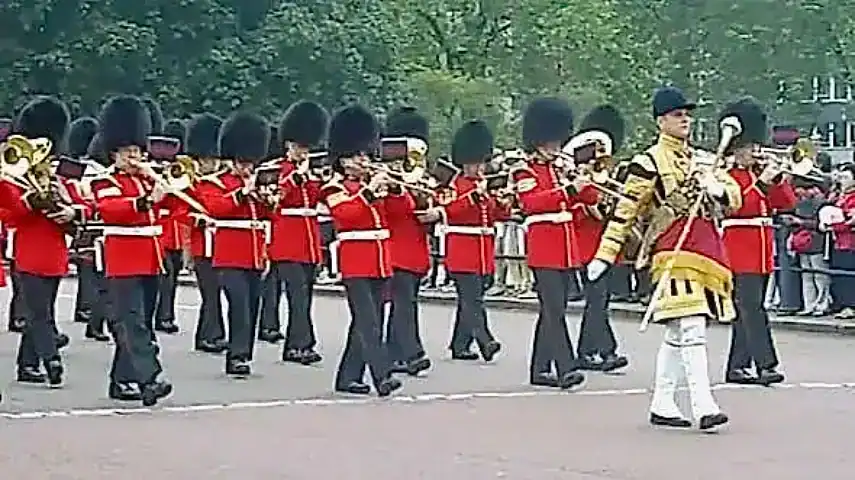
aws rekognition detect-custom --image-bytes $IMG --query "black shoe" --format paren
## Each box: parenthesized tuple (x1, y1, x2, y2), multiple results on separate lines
(335, 381, 371, 395)
(226, 359, 251, 377)
(405, 356, 431, 376)
(85, 326, 110, 342)
(299, 348, 322, 365)
(74, 311, 92, 323)
(108, 382, 141, 401)
(757, 368, 785, 386)
(480, 341, 501, 362)
(530, 372, 558, 387)
(195, 339, 227, 354)
(557, 371, 585, 389)
(389, 360, 408, 374)
(699, 412, 729, 430)
(155, 320, 179, 335)
(141, 380, 173, 407)
(17, 366, 46, 384)
(258, 330, 284, 344)
(45, 360, 64, 388)
(725, 368, 759, 385)
(451, 350, 479, 361)
(55, 333, 70, 349)
(649, 413, 692, 428)
(601, 354, 629, 372)
(579, 355, 605, 371)
(376, 377, 403, 397)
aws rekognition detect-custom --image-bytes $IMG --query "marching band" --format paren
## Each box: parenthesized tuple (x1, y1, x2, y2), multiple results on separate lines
(0, 85, 831, 431)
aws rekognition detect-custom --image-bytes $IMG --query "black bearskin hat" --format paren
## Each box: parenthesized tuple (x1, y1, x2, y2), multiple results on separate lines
(719, 97, 767, 151)
(141, 97, 164, 134)
(186, 113, 222, 158)
(569, 104, 626, 155)
(12, 96, 70, 154)
(98, 95, 152, 154)
(385, 106, 429, 141)
(521, 97, 574, 152)
(163, 118, 186, 149)
(328, 104, 379, 163)
(278, 100, 329, 147)
(65, 117, 99, 157)
(218, 111, 270, 163)
(451, 120, 494, 166)
(86, 133, 109, 166)
(267, 125, 283, 159)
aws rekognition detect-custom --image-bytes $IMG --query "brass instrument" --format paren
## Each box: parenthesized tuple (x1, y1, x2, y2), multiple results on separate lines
(165, 155, 199, 191)
(0, 135, 74, 215)
(758, 138, 825, 182)
(133, 155, 207, 214)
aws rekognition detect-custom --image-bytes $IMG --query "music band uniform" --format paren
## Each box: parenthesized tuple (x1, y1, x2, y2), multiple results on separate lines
(196, 112, 271, 376)
(89, 95, 173, 406)
(268, 100, 328, 364)
(720, 98, 794, 386)
(320, 104, 401, 396)
(185, 113, 228, 353)
(513, 97, 586, 388)
(258, 123, 285, 344)
(0, 96, 78, 386)
(589, 86, 737, 430)
(440, 120, 507, 361)
(153, 117, 188, 336)
(570, 105, 629, 372)
(382, 106, 432, 375)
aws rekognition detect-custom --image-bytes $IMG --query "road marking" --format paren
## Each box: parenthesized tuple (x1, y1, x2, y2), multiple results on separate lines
(1, 381, 853, 421)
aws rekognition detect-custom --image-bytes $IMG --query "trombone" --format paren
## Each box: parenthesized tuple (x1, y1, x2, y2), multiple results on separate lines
(758, 138, 827, 182)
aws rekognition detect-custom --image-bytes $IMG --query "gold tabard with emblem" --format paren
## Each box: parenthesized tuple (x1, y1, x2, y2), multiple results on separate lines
(594, 134, 742, 323)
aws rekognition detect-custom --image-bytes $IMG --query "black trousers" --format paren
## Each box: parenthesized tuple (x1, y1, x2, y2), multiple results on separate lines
(277, 261, 318, 349)
(385, 268, 425, 362)
(74, 259, 96, 318)
(155, 250, 183, 324)
(16, 273, 61, 368)
(90, 267, 111, 333)
(530, 268, 578, 377)
(107, 275, 162, 384)
(337, 278, 391, 387)
(8, 261, 28, 326)
(219, 268, 262, 361)
(193, 257, 224, 344)
(608, 264, 633, 299)
(578, 269, 618, 357)
(448, 273, 495, 352)
(258, 264, 282, 333)
(727, 273, 780, 372)
(831, 250, 855, 308)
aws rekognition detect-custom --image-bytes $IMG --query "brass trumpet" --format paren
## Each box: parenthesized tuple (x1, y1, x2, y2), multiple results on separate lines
(758, 138, 826, 182)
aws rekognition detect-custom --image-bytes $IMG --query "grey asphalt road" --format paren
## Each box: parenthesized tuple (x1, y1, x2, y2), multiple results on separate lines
(0, 280, 853, 479)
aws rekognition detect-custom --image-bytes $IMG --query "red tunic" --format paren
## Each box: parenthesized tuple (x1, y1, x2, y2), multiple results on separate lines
(268, 161, 323, 264)
(321, 178, 394, 279)
(721, 168, 797, 274)
(386, 190, 431, 275)
(513, 162, 598, 269)
(439, 175, 511, 275)
(831, 190, 855, 251)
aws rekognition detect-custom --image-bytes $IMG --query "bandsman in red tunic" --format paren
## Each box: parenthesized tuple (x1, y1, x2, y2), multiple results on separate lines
(258, 124, 285, 344)
(152, 117, 188, 335)
(513, 97, 587, 388)
(90, 95, 174, 405)
(195, 112, 271, 377)
(566, 105, 630, 373)
(437, 120, 509, 362)
(184, 113, 228, 353)
(720, 98, 795, 386)
(381, 106, 433, 376)
(0, 96, 80, 387)
(320, 104, 402, 397)
(268, 100, 329, 364)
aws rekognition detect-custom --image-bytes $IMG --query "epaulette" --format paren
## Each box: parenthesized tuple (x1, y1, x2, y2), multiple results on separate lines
(631, 152, 656, 173)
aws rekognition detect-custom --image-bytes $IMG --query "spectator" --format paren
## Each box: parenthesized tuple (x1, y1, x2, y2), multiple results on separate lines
(828, 164, 855, 319)
(789, 178, 832, 316)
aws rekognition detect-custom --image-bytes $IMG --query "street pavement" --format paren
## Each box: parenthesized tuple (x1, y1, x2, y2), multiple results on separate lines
(0, 279, 854, 479)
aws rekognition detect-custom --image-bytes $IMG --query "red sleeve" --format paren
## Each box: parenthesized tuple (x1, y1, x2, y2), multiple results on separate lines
(767, 181, 797, 211)
(514, 169, 569, 214)
(0, 181, 32, 221)
(575, 184, 600, 205)
(383, 191, 415, 217)
(64, 181, 94, 222)
(92, 179, 140, 224)
(199, 187, 244, 218)
(323, 185, 370, 227)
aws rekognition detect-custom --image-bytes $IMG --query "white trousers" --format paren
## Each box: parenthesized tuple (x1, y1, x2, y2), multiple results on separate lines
(649, 316, 720, 420)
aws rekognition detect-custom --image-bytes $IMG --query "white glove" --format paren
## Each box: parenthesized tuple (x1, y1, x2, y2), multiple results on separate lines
(240, 175, 256, 196)
(586, 259, 610, 282)
(699, 173, 725, 198)
(758, 163, 782, 184)
(150, 182, 168, 203)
